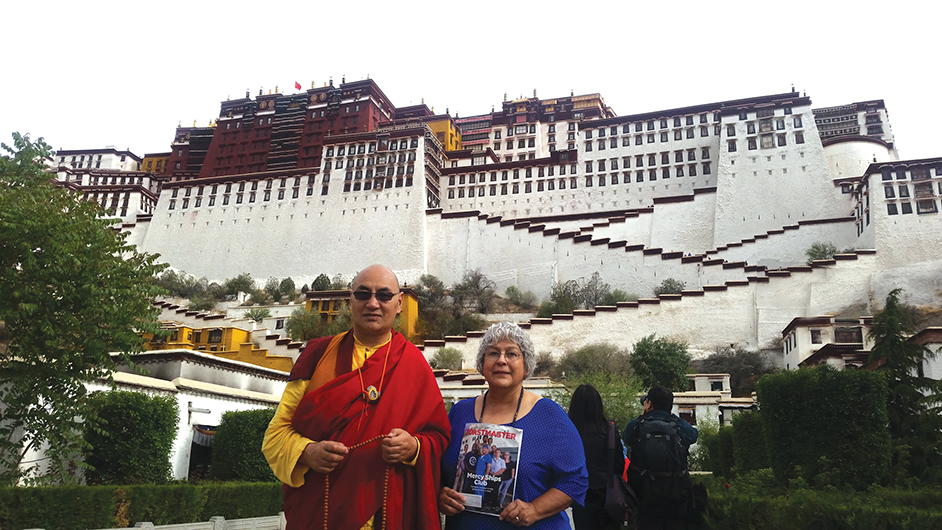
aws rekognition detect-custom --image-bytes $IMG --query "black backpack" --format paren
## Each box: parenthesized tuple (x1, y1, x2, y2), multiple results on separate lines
(630, 415, 690, 505)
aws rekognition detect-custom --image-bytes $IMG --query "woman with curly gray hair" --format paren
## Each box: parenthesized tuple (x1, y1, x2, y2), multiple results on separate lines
(439, 322, 588, 529)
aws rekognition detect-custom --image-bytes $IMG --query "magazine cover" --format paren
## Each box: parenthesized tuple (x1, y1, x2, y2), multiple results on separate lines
(453, 422, 523, 516)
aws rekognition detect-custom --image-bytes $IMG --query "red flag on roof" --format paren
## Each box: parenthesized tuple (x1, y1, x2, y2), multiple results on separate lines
(295, 81, 302, 90)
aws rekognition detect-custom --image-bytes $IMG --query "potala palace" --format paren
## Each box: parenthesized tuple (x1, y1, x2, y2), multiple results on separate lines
(53, 79, 942, 362)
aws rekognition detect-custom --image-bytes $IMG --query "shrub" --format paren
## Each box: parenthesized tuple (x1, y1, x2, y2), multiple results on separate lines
(505, 285, 537, 309)
(83, 391, 179, 485)
(210, 409, 278, 482)
(756, 367, 890, 490)
(244, 307, 272, 322)
(653, 278, 686, 296)
(429, 347, 463, 370)
(805, 241, 838, 263)
(732, 410, 769, 473)
(554, 342, 632, 379)
(0, 483, 284, 529)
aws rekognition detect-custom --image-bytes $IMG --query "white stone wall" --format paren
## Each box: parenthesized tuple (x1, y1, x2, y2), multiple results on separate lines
(713, 105, 841, 247)
(138, 168, 429, 288)
(824, 140, 895, 181)
(423, 255, 879, 367)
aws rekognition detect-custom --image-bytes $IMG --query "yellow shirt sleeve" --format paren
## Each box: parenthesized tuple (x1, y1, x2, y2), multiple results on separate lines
(262, 378, 315, 487)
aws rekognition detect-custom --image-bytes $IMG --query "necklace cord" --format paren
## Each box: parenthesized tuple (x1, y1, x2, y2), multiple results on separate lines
(478, 386, 525, 427)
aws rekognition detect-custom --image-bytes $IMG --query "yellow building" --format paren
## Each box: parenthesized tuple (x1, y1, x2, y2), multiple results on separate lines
(142, 152, 171, 175)
(427, 116, 461, 152)
(143, 324, 293, 372)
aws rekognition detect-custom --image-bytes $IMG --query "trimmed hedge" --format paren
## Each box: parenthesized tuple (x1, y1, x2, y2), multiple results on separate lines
(756, 367, 890, 490)
(84, 391, 179, 485)
(705, 487, 942, 530)
(210, 408, 277, 482)
(731, 410, 769, 473)
(0, 482, 283, 530)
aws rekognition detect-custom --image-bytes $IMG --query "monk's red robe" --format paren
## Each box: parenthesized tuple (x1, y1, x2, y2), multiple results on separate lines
(285, 330, 450, 530)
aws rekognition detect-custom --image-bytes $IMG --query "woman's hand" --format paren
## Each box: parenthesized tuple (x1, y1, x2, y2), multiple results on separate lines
(438, 486, 466, 516)
(499, 499, 538, 526)
(500, 488, 573, 526)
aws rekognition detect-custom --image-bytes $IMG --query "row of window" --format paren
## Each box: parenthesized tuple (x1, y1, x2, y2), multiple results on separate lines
(887, 200, 938, 215)
(880, 165, 942, 181)
(169, 176, 308, 199)
(327, 153, 416, 170)
(728, 132, 804, 152)
(884, 182, 941, 200)
(446, 165, 714, 199)
(324, 138, 418, 157)
(727, 117, 803, 137)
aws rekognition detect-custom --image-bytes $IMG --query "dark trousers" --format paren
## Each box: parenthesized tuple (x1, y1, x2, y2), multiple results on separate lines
(572, 488, 623, 530)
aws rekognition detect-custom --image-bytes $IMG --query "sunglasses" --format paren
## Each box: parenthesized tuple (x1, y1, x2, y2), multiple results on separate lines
(352, 290, 399, 302)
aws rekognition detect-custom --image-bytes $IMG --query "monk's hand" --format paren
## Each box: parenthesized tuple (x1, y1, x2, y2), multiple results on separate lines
(381, 428, 418, 464)
(300, 440, 348, 474)
(438, 486, 466, 516)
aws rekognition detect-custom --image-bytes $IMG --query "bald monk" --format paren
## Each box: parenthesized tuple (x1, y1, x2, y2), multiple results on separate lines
(263, 265, 450, 530)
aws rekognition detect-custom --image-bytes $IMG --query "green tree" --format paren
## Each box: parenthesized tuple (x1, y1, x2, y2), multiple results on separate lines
(210, 408, 278, 482)
(554, 342, 633, 380)
(692, 346, 775, 397)
(187, 293, 217, 312)
(579, 272, 611, 309)
(83, 391, 178, 485)
(867, 288, 942, 484)
(0, 133, 166, 485)
(413, 274, 485, 340)
(537, 279, 581, 317)
(244, 308, 272, 322)
(263, 277, 282, 303)
(629, 334, 691, 391)
(311, 273, 331, 291)
(505, 286, 537, 309)
(153, 270, 208, 299)
(653, 278, 686, 296)
(452, 269, 496, 313)
(548, 371, 642, 431)
(601, 289, 636, 306)
(279, 277, 297, 301)
(284, 306, 352, 342)
(429, 347, 463, 370)
(223, 273, 255, 296)
(805, 241, 838, 264)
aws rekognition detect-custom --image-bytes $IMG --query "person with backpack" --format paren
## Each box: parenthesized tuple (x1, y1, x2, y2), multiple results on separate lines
(622, 386, 698, 530)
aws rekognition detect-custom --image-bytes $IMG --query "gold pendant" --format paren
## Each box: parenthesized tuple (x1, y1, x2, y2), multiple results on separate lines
(366, 385, 380, 402)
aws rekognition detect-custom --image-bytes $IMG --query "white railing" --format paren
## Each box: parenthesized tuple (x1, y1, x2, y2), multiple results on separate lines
(83, 513, 285, 530)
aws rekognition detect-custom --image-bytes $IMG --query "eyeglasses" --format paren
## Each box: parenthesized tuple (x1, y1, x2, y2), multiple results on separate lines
(485, 350, 522, 362)
(639, 394, 649, 406)
(352, 290, 400, 302)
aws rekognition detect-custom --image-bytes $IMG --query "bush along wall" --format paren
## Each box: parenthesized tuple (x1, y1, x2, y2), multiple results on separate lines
(210, 408, 278, 482)
(83, 391, 179, 485)
(0, 483, 283, 530)
(731, 410, 769, 474)
(755, 367, 891, 490)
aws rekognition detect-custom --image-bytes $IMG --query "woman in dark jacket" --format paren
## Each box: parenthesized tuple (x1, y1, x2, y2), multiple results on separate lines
(568, 384, 626, 530)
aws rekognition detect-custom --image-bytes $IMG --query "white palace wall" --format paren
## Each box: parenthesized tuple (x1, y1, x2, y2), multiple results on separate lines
(138, 176, 429, 289)
(423, 252, 880, 368)
(712, 107, 842, 248)
(427, 210, 765, 303)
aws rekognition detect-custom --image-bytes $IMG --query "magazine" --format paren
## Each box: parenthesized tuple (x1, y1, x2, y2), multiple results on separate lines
(453, 422, 523, 516)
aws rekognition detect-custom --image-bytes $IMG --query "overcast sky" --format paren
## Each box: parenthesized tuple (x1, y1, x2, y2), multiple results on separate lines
(4, 0, 938, 161)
